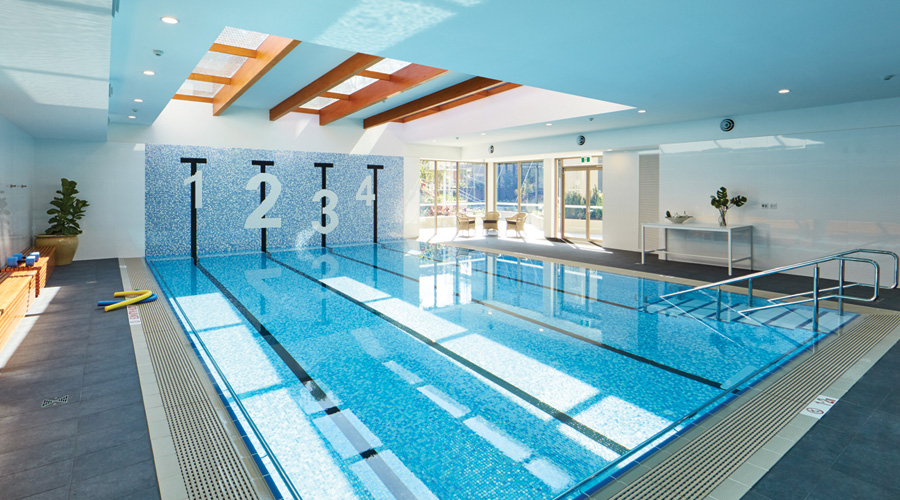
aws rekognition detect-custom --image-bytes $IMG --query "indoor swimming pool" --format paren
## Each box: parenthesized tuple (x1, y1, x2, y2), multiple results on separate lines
(147, 241, 858, 500)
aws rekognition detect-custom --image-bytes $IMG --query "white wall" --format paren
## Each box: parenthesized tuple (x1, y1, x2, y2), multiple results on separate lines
(0, 116, 34, 258)
(34, 100, 456, 259)
(33, 140, 145, 260)
(599, 151, 640, 250)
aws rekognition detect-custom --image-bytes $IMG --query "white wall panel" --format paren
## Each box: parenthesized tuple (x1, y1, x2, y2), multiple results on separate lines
(600, 151, 640, 251)
(0, 116, 34, 258)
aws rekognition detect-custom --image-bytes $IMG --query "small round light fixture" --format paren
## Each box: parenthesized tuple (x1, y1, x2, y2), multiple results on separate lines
(161, 16, 179, 24)
(142, 70, 155, 76)
(480, 132, 486, 136)
(778, 88, 790, 94)
(637, 109, 646, 113)
(133, 98, 143, 103)
(545, 123, 552, 126)
(128, 115, 136, 119)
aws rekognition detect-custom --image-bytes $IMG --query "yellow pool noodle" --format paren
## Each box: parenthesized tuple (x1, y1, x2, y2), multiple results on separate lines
(105, 290, 153, 312)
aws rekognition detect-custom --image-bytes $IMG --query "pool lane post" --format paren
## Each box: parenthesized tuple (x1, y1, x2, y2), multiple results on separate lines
(314, 162, 333, 247)
(367, 164, 384, 243)
(181, 157, 207, 264)
(252, 160, 275, 253)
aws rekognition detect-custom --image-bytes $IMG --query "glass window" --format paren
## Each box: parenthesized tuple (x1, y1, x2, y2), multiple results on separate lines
(436, 161, 457, 217)
(520, 161, 543, 216)
(419, 160, 435, 217)
(496, 162, 518, 213)
(458, 162, 486, 216)
(590, 169, 603, 221)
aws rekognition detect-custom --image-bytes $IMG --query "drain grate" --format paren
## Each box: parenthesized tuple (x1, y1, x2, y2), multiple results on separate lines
(126, 260, 261, 500)
(607, 314, 900, 500)
(41, 395, 68, 408)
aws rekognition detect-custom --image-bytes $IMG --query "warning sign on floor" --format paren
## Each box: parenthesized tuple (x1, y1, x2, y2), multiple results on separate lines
(127, 305, 141, 325)
(801, 395, 838, 419)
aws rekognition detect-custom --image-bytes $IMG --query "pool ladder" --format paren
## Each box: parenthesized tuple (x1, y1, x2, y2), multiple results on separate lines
(651, 249, 899, 331)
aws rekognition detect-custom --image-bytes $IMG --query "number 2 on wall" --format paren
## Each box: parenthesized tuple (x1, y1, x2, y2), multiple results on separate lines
(244, 173, 282, 229)
(311, 189, 339, 234)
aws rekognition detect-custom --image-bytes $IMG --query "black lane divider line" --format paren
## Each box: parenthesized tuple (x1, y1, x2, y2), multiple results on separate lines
(328, 248, 723, 390)
(194, 260, 415, 499)
(266, 252, 631, 456)
(376, 243, 636, 311)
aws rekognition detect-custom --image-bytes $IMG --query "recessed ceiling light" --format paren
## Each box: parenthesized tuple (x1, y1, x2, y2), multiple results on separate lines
(133, 98, 143, 103)
(545, 123, 552, 126)
(161, 16, 179, 24)
(637, 109, 646, 113)
(128, 115, 136, 119)
(778, 88, 790, 94)
(480, 132, 486, 136)
(142, 70, 155, 76)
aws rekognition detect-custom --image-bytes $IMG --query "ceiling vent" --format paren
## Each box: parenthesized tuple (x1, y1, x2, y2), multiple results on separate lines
(577, 135, 586, 146)
(720, 118, 735, 132)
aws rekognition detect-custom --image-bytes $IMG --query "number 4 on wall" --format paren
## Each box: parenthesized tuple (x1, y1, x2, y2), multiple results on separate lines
(356, 175, 375, 206)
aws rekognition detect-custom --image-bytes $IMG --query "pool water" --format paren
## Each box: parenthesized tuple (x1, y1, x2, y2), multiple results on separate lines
(148, 241, 856, 500)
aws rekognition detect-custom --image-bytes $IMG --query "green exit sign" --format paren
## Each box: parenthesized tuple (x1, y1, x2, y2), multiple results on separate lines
(581, 156, 591, 163)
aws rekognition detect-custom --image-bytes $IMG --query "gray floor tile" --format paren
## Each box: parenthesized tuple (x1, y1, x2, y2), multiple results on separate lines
(17, 327, 92, 348)
(0, 375, 85, 404)
(0, 458, 72, 499)
(21, 486, 71, 500)
(78, 401, 146, 434)
(0, 416, 79, 455)
(82, 353, 136, 375)
(4, 345, 88, 371)
(86, 337, 135, 355)
(0, 399, 81, 434)
(72, 435, 152, 482)
(117, 485, 161, 500)
(877, 389, 900, 416)
(77, 383, 143, 415)
(0, 437, 76, 477)
(831, 435, 900, 493)
(81, 362, 138, 387)
(806, 468, 898, 499)
(74, 417, 149, 457)
(817, 399, 875, 431)
(80, 372, 139, 401)
(747, 448, 826, 500)
(84, 344, 135, 365)
(0, 362, 84, 387)
(69, 459, 156, 500)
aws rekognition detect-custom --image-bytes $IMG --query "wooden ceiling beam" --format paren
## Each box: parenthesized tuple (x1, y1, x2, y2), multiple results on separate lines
(269, 53, 383, 121)
(399, 83, 522, 123)
(188, 73, 232, 85)
(292, 108, 320, 115)
(209, 43, 258, 58)
(358, 70, 391, 81)
(173, 94, 214, 104)
(321, 91, 350, 100)
(320, 64, 449, 126)
(212, 36, 300, 116)
(362, 77, 503, 128)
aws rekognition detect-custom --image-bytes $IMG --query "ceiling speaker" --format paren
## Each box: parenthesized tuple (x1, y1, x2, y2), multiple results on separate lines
(489, 145, 494, 154)
(577, 135, 586, 146)
(720, 118, 735, 132)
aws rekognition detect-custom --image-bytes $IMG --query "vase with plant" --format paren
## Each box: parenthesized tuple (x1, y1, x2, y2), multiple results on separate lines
(709, 186, 746, 227)
(34, 178, 89, 265)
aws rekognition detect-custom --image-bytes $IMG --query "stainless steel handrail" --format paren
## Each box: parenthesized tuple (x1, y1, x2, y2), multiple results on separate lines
(656, 248, 899, 331)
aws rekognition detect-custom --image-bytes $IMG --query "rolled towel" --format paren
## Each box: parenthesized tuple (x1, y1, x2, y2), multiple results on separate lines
(6, 256, 18, 268)
(26, 256, 36, 266)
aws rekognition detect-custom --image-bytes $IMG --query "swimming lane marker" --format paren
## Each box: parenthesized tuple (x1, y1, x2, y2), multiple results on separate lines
(801, 395, 838, 419)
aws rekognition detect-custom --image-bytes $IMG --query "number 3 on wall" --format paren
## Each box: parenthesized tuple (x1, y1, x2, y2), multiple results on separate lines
(311, 189, 339, 234)
(244, 173, 282, 229)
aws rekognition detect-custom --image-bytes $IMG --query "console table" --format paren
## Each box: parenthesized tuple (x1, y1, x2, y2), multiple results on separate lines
(641, 223, 753, 275)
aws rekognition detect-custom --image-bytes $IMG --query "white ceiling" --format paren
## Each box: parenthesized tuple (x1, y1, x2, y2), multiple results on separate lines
(3, 0, 900, 144)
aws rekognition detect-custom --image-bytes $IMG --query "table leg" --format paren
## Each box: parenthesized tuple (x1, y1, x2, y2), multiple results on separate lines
(664, 228, 668, 261)
(641, 225, 646, 264)
(728, 229, 733, 275)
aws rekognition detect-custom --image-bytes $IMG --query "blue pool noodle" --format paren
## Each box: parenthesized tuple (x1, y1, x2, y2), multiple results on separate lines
(97, 293, 158, 307)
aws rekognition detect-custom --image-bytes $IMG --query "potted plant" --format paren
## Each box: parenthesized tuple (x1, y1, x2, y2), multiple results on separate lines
(709, 186, 746, 227)
(34, 178, 89, 265)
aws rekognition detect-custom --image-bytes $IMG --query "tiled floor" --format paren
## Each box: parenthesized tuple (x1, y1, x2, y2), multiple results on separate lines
(743, 343, 900, 500)
(0, 259, 158, 500)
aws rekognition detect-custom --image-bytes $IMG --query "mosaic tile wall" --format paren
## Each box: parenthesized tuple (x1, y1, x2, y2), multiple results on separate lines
(146, 144, 403, 256)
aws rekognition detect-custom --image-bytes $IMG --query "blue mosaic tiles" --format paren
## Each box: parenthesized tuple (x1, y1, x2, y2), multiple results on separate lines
(145, 144, 403, 256)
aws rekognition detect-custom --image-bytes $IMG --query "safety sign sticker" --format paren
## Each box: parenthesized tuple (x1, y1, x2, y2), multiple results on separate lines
(801, 395, 838, 419)
(127, 305, 141, 325)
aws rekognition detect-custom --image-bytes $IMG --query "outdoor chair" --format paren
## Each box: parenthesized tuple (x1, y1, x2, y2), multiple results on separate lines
(456, 212, 476, 236)
(482, 211, 500, 235)
(506, 212, 527, 237)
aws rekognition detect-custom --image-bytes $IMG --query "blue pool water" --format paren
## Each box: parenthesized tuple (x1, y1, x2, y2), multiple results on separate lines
(148, 241, 856, 500)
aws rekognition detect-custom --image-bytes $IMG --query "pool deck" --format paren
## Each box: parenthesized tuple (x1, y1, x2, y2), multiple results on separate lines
(1, 245, 898, 499)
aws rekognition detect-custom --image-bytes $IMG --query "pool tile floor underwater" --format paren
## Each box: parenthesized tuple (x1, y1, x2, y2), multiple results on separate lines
(0, 259, 159, 500)
(1, 250, 898, 500)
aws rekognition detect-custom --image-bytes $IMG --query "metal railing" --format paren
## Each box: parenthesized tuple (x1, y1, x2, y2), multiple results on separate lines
(656, 249, 899, 331)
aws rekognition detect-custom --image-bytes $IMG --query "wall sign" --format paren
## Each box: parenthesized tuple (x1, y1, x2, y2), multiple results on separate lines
(146, 145, 402, 257)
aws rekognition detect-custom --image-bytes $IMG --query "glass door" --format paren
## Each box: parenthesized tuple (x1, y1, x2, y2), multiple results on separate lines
(559, 165, 602, 241)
